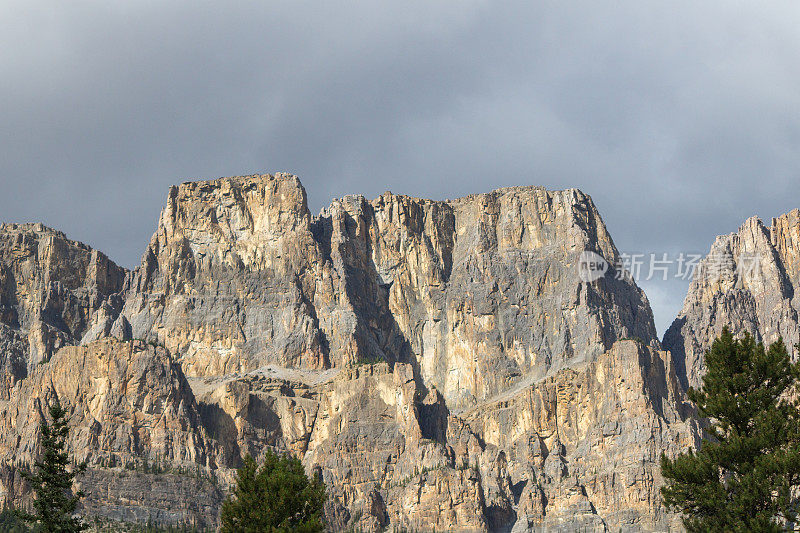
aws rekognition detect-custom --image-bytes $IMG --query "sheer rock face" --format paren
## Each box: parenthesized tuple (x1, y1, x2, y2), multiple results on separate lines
(120, 174, 656, 409)
(0, 338, 217, 468)
(190, 363, 487, 531)
(663, 210, 800, 389)
(462, 340, 697, 532)
(121, 174, 336, 376)
(0, 223, 126, 399)
(0, 338, 222, 526)
(191, 341, 694, 531)
(300, 364, 486, 532)
(322, 188, 658, 410)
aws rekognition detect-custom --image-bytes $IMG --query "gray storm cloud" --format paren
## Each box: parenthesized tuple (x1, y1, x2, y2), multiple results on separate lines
(2, 0, 799, 335)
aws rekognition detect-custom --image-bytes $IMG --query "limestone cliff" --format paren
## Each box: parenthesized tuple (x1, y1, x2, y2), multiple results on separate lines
(0, 174, 698, 531)
(119, 174, 656, 409)
(462, 340, 697, 531)
(0, 223, 126, 399)
(319, 188, 657, 410)
(663, 210, 800, 389)
(189, 341, 694, 531)
(0, 338, 222, 527)
(121, 175, 334, 376)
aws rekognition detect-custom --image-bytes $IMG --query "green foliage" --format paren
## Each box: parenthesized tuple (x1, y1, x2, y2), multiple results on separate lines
(17, 398, 86, 533)
(221, 450, 326, 533)
(350, 355, 383, 368)
(661, 328, 800, 532)
(17, 397, 87, 532)
(619, 336, 647, 345)
(0, 504, 34, 533)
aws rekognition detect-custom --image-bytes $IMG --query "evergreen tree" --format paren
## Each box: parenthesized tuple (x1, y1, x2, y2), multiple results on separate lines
(221, 449, 325, 533)
(18, 397, 86, 532)
(661, 328, 800, 532)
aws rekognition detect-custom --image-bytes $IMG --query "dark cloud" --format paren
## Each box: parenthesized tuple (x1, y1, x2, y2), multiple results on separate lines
(2, 1, 799, 335)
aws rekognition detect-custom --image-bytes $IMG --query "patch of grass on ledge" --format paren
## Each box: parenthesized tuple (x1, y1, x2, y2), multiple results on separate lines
(349, 355, 384, 368)
(618, 336, 647, 345)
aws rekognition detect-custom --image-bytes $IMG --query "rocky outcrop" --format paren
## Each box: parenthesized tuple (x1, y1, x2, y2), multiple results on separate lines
(319, 188, 657, 410)
(663, 210, 800, 389)
(121, 175, 335, 376)
(0, 223, 126, 399)
(462, 340, 697, 532)
(304, 364, 485, 532)
(0, 338, 223, 527)
(119, 174, 656, 409)
(1, 174, 699, 530)
(186, 339, 695, 531)
(0, 338, 217, 468)
(188, 362, 488, 531)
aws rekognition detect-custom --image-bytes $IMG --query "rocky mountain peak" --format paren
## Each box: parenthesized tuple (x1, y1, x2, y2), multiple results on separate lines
(118, 174, 656, 406)
(664, 209, 800, 389)
(156, 173, 311, 267)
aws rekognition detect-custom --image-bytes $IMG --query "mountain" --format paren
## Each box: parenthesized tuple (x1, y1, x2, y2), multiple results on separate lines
(119, 174, 657, 408)
(663, 209, 800, 390)
(0, 174, 698, 531)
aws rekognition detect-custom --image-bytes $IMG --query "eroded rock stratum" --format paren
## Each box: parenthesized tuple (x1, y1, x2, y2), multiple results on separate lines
(1, 174, 708, 531)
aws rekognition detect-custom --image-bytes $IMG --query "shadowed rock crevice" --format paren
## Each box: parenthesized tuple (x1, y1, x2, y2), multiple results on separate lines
(197, 401, 242, 468)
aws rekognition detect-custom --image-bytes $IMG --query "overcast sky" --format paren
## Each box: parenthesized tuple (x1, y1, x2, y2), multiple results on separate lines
(2, 1, 799, 336)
